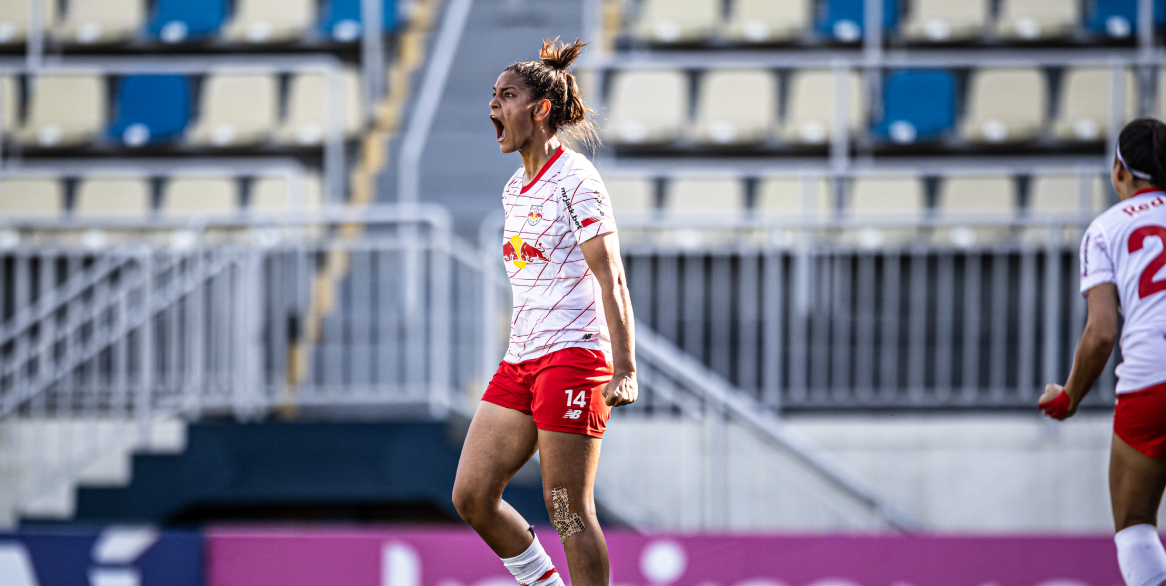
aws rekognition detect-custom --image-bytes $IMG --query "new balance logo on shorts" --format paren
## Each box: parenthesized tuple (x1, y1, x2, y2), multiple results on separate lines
(563, 409, 582, 419)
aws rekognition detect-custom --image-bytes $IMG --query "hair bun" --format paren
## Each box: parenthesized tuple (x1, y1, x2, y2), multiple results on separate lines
(540, 37, 587, 72)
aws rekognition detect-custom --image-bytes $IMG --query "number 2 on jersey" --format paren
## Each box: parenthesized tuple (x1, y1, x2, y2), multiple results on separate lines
(565, 390, 587, 407)
(1129, 225, 1166, 299)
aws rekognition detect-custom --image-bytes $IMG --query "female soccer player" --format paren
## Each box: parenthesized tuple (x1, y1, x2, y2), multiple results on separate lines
(1040, 117, 1166, 586)
(451, 38, 637, 586)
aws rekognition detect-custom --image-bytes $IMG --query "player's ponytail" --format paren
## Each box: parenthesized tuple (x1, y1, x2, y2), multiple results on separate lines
(505, 37, 599, 153)
(1117, 117, 1166, 191)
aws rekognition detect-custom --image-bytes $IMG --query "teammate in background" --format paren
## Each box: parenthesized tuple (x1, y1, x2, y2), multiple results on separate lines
(451, 38, 637, 586)
(1040, 118, 1166, 586)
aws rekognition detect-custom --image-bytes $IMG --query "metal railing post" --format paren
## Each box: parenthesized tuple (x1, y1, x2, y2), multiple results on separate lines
(361, 0, 386, 122)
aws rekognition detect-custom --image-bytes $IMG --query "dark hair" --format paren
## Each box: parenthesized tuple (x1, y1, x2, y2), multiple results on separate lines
(504, 37, 599, 151)
(1118, 117, 1166, 191)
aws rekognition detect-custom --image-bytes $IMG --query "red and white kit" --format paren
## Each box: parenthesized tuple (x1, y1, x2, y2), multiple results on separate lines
(1080, 187, 1166, 458)
(483, 146, 618, 438)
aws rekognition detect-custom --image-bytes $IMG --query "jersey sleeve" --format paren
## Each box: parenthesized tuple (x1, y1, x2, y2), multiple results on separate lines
(560, 173, 616, 244)
(1079, 220, 1116, 297)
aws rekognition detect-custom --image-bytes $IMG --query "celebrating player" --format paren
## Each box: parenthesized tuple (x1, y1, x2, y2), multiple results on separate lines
(451, 38, 637, 586)
(1040, 118, 1166, 586)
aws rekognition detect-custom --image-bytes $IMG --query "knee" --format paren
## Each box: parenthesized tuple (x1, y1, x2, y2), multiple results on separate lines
(452, 483, 491, 526)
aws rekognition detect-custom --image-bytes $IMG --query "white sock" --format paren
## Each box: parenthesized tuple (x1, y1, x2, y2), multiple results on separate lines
(1116, 524, 1166, 586)
(501, 533, 564, 586)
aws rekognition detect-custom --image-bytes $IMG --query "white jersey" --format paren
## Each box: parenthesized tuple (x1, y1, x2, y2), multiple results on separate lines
(1080, 188, 1166, 394)
(500, 147, 616, 364)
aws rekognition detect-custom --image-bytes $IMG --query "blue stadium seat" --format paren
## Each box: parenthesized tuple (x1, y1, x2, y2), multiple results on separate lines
(820, 0, 899, 42)
(147, 0, 228, 43)
(109, 76, 191, 147)
(874, 71, 956, 144)
(1088, 0, 1166, 38)
(320, 0, 397, 42)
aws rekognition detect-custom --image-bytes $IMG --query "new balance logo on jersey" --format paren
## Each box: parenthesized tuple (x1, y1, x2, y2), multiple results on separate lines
(563, 410, 583, 420)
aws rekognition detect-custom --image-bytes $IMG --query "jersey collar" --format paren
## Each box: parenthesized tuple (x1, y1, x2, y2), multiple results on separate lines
(520, 147, 564, 194)
(1133, 187, 1163, 198)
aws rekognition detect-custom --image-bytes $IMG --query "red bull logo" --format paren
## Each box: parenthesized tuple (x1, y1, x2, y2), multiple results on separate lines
(503, 235, 550, 269)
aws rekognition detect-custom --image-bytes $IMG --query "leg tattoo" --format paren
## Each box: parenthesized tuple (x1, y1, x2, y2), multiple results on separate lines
(551, 487, 585, 543)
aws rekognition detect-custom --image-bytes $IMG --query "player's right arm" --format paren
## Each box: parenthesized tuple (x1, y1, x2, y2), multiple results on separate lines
(1040, 282, 1120, 419)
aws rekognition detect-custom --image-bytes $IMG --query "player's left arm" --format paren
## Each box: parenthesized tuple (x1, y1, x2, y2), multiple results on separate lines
(581, 232, 637, 407)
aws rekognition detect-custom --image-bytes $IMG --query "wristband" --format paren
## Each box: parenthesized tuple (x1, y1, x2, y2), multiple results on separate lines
(1040, 391, 1071, 420)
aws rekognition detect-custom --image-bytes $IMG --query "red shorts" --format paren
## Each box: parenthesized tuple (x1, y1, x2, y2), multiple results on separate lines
(1114, 380, 1166, 459)
(482, 348, 614, 439)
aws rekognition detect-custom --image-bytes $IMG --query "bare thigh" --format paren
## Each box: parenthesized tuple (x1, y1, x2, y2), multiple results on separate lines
(538, 429, 609, 586)
(452, 402, 539, 557)
(1111, 433, 1166, 531)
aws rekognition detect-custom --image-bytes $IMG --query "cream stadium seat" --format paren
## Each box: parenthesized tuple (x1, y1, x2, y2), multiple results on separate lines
(605, 70, 688, 145)
(692, 70, 778, 145)
(1030, 174, 1110, 216)
(633, 0, 720, 43)
(17, 73, 107, 148)
(756, 177, 832, 218)
(960, 68, 1046, 144)
(903, 0, 990, 42)
(74, 177, 152, 218)
(726, 0, 811, 43)
(224, 0, 313, 43)
(603, 177, 656, 216)
(0, 178, 64, 218)
(666, 178, 747, 216)
(161, 177, 240, 217)
(1053, 68, 1137, 142)
(782, 69, 864, 145)
(0, 75, 16, 138)
(250, 174, 324, 212)
(56, 0, 144, 45)
(276, 69, 364, 146)
(935, 177, 1017, 246)
(0, 0, 57, 45)
(189, 73, 279, 147)
(846, 177, 925, 247)
(996, 0, 1080, 40)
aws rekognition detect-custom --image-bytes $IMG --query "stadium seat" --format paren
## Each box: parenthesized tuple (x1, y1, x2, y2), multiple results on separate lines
(692, 70, 778, 145)
(1030, 174, 1110, 216)
(1053, 68, 1137, 142)
(0, 75, 15, 137)
(276, 69, 364, 145)
(820, 0, 899, 42)
(147, 0, 228, 42)
(960, 68, 1046, 144)
(188, 73, 279, 147)
(161, 177, 240, 217)
(1087, 0, 1166, 39)
(666, 178, 747, 216)
(603, 177, 656, 215)
(782, 69, 865, 145)
(996, 0, 1080, 40)
(109, 75, 191, 147)
(726, 0, 811, 43)
(0, 179, 64, 218)
(604, 70, 688, 145)
(250, 174, 324, 211)
(320, 0, 397, 42)
(847, 177, 925, 246)
(17, 73, 107, 148)
(0, 0, 56, 45)
(935, 177, 1016, 246)
(224, 0, 314, 43)
(903, 0, 991, 42)
(56, 0, 144, 45)
(74, 177, 152, 218)
(756, 178, 833, 218)
(633, 0, 719, 43)
(874, 70, 956, 143)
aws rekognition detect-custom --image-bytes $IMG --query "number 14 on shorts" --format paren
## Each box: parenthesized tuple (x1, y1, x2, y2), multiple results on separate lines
(564, 389, 586, 419)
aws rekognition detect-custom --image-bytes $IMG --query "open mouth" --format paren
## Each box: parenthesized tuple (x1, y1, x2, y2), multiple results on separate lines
(491, 116, 506, 143)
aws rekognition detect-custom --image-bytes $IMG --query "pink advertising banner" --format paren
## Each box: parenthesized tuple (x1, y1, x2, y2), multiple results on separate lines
(206, 527, 1124, 586)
